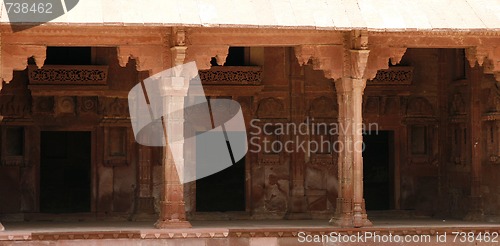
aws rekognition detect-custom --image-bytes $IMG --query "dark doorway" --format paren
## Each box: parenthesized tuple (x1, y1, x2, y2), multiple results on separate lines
(196, 156, 245, 212)
(363, 131, 394, 210)
(40, 131, 91, 213)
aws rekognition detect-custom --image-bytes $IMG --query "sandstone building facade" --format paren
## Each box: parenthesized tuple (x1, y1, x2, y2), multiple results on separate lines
(0, 0, 499, 231)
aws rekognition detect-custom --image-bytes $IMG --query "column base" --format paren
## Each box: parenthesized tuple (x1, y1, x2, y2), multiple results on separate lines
(154, 219, 192, 229)
(329, 214, 372, 228)
(329, 198, 372, 228)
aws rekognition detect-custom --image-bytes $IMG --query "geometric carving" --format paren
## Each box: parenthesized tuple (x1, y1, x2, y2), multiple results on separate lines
(100, 97, 129, 118)
(406, 97, 434, 117)
(309, 96, 337, 119)
(256, 97, 285, 119)
(368, 67, 413, 85)
(199, 66, 262, 85)
(79, 96, 99, 113)
(55, 96, 76, 115)
(28, 65, 108, 85)
(0, 95, 31, 117)
(32, 96, 54, 114)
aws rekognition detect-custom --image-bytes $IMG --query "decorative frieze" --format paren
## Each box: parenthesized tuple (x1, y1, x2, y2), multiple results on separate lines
(28, 65, 108, 85)
(368, 67, 413, 86)
(199, 66, 262, 85)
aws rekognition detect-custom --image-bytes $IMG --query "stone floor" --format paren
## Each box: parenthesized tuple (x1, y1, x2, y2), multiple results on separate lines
(0, 219, 499, 245)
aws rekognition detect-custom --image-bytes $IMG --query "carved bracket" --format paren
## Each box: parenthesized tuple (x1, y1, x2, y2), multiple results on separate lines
(1, 45, 46, 83)
(466, 46, 500, 81)
(185, 45, 229, 70)
(294, 45, 344, 80)
(295, 45, 405, 81)
(117, 45, 163, 74)
(365, 47, 407, 80)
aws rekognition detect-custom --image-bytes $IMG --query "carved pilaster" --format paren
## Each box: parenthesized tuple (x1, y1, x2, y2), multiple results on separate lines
(1, 44, 46, 83)
(185, 45, 229, 70)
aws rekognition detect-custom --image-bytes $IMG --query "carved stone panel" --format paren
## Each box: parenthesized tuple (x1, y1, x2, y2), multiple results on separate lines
(28, 65, 108, 85)
(368, 67, 413, 86)
(55, 96, 76, 115)
(199, 66, 262, 85)
(406, 97, 434, 117)
(256, 97, 286, 119)
(100, 97, 129, 118)
(32, 96, 54, 114)
(79, 96, 99, 114)
(308, 96, 337, 119)
(104, 127, 129, 167)
(0, 95, 31, 117)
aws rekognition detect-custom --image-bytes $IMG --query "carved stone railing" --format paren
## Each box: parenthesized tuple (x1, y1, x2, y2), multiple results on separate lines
(368, 66, 413, 85)
(199, 66, 262, 85)
(28, 65, 108, 85)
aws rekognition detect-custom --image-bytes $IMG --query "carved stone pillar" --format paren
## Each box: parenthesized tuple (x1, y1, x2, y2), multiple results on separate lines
(154, 80, 191, 228)
(288, 57, 308, 218)
(350, 50, 370, 227)
(154, 32, 191, 227)
(464, 46, 500, 220)
(330, 50, 372, 228)
(331, 77, 355, 227)
(295, 35, 406, 227)
(118, 40, 191, 227)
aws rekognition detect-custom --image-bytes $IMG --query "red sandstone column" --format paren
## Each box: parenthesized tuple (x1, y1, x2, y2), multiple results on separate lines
(154, 76, 191, 228)
(330, 78, 354, 227)
(330, 49, 371, 228)
(350, 50, 372, 228)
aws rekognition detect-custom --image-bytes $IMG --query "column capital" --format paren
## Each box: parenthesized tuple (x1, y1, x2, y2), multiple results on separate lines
(1, 44, 46, 83)
(350, 50, 370, 79)
(171, 46, 187, 67)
